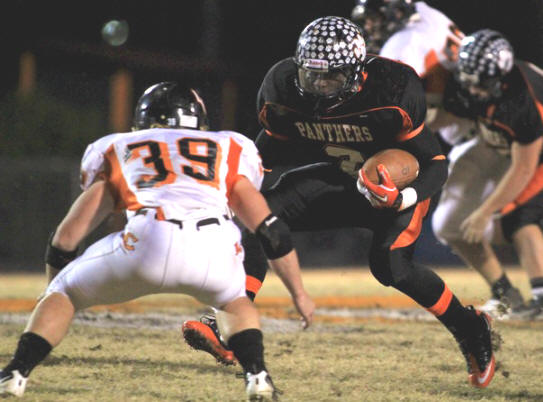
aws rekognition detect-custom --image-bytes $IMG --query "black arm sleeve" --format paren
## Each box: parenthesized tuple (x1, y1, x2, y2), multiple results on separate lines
(399, 125, 448, 201)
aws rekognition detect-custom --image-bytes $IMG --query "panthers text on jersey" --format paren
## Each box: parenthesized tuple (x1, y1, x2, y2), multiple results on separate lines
(255, 56, 446, 202)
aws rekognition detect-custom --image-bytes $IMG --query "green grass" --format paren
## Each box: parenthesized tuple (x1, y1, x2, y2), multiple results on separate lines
(0, 268, 542, 401)
(1, 320, 542, 401)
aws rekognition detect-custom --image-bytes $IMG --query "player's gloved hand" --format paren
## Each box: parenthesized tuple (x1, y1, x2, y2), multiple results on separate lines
(357, 164, 402, 209)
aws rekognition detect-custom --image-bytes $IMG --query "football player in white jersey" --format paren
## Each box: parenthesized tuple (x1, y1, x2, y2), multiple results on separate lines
(0, 82, 315, 401)
(352, 1, 527, 315)
(352, 0, 472, 147)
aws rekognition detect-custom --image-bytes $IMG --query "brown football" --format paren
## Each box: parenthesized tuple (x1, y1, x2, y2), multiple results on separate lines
(362, 149, 419, 190)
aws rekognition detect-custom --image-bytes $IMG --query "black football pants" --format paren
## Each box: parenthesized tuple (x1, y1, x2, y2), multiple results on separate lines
(243, 162, 447, 308)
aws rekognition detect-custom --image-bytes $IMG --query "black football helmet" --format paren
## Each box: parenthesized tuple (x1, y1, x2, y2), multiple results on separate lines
(350, 0, 416, 54)
(294, 16, 366, 111)
(132, 82, 209, 131)
(455, 29, 514, 101)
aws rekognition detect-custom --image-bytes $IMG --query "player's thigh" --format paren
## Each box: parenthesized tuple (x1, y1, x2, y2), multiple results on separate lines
(433, 138, 508, 230)
(47, 214, 170, 310)
(264, 162, 370, 231)
(501, 191, 543, 242)
(163, 221, 246, 307)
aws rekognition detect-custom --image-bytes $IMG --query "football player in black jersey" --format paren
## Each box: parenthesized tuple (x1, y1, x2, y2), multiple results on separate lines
(183, 16, 496, 388)
(432, 29, 543, 319)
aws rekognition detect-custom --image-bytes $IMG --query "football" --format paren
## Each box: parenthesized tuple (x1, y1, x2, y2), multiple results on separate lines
(362, 149, 419, 190)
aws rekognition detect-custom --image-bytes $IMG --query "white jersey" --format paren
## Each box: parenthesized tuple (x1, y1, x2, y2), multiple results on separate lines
(380, 2, 462, 84)
(47, 128, 263, 310)
(380, 1, 471, 146)
(80, 127, 264, 220)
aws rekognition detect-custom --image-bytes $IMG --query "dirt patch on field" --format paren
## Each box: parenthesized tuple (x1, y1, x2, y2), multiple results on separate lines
(0, 295, 419, 313)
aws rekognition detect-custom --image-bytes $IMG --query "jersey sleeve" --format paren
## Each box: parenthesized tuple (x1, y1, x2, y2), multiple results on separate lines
(234, 135, 264, 190)
(380, 31, 426, 76)
(79, 134, 117, 190)
(80, 143, 106, 190)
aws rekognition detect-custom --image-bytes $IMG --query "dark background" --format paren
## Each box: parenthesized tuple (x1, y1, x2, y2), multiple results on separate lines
(2, 0, 543, 138)
(2, 0, 541, 269)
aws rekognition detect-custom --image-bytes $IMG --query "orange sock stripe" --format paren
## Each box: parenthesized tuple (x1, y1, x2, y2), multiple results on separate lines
(245, 275, 263, 295)
(426, 284, 453, 317)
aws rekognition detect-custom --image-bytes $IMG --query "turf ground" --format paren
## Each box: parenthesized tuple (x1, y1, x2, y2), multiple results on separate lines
(1, 267, 542, 401)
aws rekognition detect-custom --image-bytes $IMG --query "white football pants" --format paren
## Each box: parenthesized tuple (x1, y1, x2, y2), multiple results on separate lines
(47, 210, 247, 310)
(432, 136, 510, 245)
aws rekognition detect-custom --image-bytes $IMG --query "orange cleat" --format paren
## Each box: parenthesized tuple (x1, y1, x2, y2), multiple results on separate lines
(455, 307, 496, 388)
(182, 314, 236, 366)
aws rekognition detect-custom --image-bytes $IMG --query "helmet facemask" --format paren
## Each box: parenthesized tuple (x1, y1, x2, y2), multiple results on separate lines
(454, 30, 514, 104)
(294, 16, 366, 112)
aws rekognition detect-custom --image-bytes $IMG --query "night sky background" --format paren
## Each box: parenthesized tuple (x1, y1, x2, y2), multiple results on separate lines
(3, 0, 543, 139)
(2, 0, 542, 268)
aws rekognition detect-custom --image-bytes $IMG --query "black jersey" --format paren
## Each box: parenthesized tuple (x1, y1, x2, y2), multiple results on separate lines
(255, 56, 447, 201)
(443, 61, 543, 154)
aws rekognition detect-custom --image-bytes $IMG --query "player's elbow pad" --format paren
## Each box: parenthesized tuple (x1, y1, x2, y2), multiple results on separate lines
(44, 231, 78, 271)
(255, 214, 293, 260)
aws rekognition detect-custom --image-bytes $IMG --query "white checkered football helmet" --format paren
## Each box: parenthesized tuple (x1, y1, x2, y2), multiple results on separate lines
(294, 16, 366, 104)
(456, 29, 514, 95)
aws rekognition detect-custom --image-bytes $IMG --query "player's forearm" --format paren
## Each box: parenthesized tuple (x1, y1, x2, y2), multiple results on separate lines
(53, 180, 115, 250)
(410, 158, 448, 201)
(479, 165, 534, 215)
(228, 177, 271, 232)
(480, 140, 542, 214)
(268, 250, 307, 298)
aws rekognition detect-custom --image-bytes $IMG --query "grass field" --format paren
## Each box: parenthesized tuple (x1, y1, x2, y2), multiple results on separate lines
(1, 267, 542, 401)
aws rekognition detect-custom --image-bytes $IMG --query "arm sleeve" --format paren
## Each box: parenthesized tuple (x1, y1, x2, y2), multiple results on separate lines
(399, 125, 448, 201)
(397, 70, 448, 201)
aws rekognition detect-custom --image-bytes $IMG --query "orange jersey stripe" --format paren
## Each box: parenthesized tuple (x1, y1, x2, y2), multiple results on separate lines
(426, 284, 453, 316)
(246, 275, 263, 295)
(390, 199, 431, 250)
(422, 50, 450, 94)
(225, 138, 243, 200)
(105, 144, 144, 211)
(518, 64, 543, 123)
(501, 164, 543, 215)
(264, 129, 290, 141)
(396, 122, 425, 142)
(432, 155, 446, 161)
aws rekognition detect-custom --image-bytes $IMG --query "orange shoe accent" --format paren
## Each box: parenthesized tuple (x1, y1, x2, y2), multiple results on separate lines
(468, 354, 496, 388)
(182, 321, 236, 366)
(468, 311, 496, 388)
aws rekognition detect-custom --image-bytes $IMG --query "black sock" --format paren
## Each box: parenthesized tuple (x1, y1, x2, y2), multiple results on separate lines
(436, 297, 485, 339)
(530, 277, 543, 300)
(227, 329, 266, 374)
(3, 332, 52, 377)
(245, 291, 256, 301)
(491, 274, 513, 299)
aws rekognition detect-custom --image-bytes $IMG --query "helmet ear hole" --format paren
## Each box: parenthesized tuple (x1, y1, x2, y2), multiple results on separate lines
(133, 82, 209, 131)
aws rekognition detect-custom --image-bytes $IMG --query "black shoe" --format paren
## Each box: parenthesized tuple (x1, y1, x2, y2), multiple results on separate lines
(454, 306, 496, 388)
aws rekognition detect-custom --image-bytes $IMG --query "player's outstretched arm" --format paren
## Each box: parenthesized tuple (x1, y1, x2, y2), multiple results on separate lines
(228, 176, 315, 328)
(45, 180, 115, 283)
